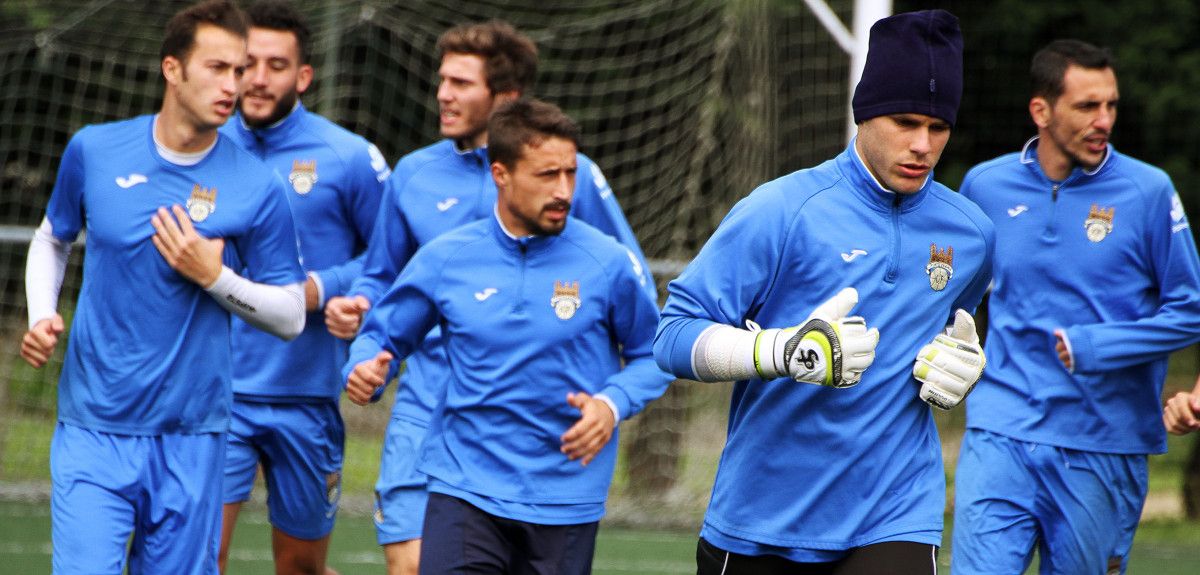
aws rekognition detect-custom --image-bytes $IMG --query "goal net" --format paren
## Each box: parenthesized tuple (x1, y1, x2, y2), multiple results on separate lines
(0, 0, 853, 527)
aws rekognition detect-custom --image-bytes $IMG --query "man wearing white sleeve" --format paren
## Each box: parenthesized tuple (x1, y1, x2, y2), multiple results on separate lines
(20, 1, 305, 572)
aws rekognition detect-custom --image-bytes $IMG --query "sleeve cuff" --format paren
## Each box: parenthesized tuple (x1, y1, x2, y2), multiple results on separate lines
(594, 393, 620, 426)
(308, 271, 327, 309)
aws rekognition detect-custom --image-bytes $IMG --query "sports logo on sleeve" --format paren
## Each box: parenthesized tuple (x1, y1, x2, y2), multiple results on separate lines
(590, 163, 613, 199)
(925, 243, 954, 291)
(551, 280, 581, 320)
(186, 184, 217, 222)
(289, 159, 318, 195)
(1171, 193, 1189, 234)
(1084, 204, 1115, 242)
(367, 143, 391, 182)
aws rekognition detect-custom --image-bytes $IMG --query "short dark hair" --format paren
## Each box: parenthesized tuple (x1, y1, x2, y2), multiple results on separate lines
(488, 98, 579, 169)
(1031, 39, 1115, 103)
(437, 20, 538, 95)
(161, 0, 248, 63)
(246, 0, 311, 64)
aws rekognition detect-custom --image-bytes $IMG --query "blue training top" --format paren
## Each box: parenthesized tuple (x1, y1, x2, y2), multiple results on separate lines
(349, 139, 654, 426)
(961, 137, 1200, 455)
(221, 103, 388, 401)
(45, 115, 305, 435)
(347, 215, 671, 524)
(655, 142, 994, 560)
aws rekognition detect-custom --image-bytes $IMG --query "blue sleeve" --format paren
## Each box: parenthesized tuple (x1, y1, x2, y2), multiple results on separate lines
(45, 130, 88, 241)
(315, 141, 388, 298)
(654, 187, 793, 379)
(349, 162, 419, 303)
(1067, 184, 1200, 372)
(236, 176, 305, 285)
(598, 250, 674, 420)
(571, 155, 656, 301)
(951, 215, 995, 321)
(343, 247, 443, 399)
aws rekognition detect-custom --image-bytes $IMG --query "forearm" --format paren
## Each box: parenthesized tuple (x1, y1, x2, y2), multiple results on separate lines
(599, 356, 674, 421)
(654, 316, 783, 383)
(25, 218, 70, 328)
(205, 267, 305, 340)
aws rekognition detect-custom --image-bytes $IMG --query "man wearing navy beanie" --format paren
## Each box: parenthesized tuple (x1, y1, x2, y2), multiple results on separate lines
(654, 9, 995, 574)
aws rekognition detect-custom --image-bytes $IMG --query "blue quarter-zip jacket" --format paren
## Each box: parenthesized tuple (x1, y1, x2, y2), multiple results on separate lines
(961, 138, 1200, 454)
(349, 139, 653, 426)
(654, 142, 994, 558)
(221, 104, 388, 400)
(346, 216, 671, 523)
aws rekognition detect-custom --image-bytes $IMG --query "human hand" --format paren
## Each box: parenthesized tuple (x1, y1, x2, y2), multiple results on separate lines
(150, 205, 224, 287)
(345, 351, 392, 405)
(560, 392, 616, 466)
(325, 295, 370, 339)
(754, 287, 879, 387)
(1053, 329, 1072, 371)
(1164, 388, 1200, 436)
(21, 314, 65, 368)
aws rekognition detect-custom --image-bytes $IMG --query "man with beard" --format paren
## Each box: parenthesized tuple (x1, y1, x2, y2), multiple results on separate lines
(20, 1, 306, 571)
(952, 39, 1200, 574)
(324, 20, 651, 575)
(343, 98, 671, 575)
(215, 2, 388, 573)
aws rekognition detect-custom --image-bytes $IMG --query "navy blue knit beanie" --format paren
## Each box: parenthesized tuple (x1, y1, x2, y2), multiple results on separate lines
(852, 9, 963, 126)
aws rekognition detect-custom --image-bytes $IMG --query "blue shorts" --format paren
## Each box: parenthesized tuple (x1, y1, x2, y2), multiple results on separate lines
(223, 399, 345, 540)
(951, 429, 1147, 575)
(373, 417, 430, 545)
(51, 422, 225, 575)
(420, 492, 598, 575)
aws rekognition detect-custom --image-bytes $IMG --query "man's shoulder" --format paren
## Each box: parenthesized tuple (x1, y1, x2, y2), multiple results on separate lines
(1106, 149, 1173, 190)
(964, 151, 1025, 184)
(72, 115, 151, 149)
(929, 181, 996, 238)
(562, 219, 637, 271)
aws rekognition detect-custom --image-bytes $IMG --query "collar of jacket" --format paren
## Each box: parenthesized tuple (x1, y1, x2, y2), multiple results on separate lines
(837, 138, 933, 213)
(1019, 135, 1116, 184)
(489, 207, 562, 255)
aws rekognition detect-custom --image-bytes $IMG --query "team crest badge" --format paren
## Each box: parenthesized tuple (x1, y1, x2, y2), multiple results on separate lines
(551, 280, 581, 320)
(1085, 204, 1115, 242)
(925, 243, 954, 291)
(289, 159, 318, 195)
(185, 184, 216, 222)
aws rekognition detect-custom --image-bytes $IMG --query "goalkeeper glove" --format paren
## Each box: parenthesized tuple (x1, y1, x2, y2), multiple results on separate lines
(914, 309, 986, 410)
(752, 287, 879, 388)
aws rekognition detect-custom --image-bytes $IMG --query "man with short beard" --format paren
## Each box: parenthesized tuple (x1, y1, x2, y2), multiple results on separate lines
(323, 20, 651, 575)
(952, 39, 1200, 574)
(343, 98, 671, 575)
(216, 1, 388, 574)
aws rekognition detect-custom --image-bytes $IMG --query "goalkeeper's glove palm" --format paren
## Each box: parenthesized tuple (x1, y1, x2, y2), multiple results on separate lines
(753, 287, 880, 388)
(914, 309, 986, 410)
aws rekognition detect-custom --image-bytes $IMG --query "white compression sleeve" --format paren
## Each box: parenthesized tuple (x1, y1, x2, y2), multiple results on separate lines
(691, 324, 762, 382)
(25, 218, 70, 328)
(205, 266, 306, 340)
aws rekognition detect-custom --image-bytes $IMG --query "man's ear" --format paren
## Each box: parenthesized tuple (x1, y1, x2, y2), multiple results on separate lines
(1029, 96, 1052, 129)
(162, 56, 183, 86)
(296, 63, 314, 94)
(491, 161, 510, 192)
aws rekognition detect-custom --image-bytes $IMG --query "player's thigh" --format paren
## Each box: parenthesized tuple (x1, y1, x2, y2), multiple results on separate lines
(951, 429, 1039, 575)
(834, 541, 938, 575)
(419, 492, 508, 575)
(695, 538, 832, 575)
(50, 423, 140, 575)
(128, 432, 226, 575)
(1036, 449, 1147, 575)
(376, 418, 431, 545)
(258, 401, 345, 540)
(513, 517, 598, 575)
(222, 403, 263, 505)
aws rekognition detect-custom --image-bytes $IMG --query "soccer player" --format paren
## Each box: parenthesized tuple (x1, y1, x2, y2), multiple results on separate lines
(1164, 374, 1200, 435)
(653, 10, 994, 574)
(951, 39, 1200, 575)
(343, 97, 671, 575)
(214, 2, 388, 573)
(19, 1, 306, 572)
(323, 20, 652, 575)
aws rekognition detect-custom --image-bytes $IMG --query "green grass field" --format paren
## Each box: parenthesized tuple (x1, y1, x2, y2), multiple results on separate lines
(3, 500, 1199, 574)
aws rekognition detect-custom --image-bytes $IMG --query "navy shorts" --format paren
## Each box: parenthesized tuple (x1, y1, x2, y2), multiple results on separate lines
(419, 492, 598, 575)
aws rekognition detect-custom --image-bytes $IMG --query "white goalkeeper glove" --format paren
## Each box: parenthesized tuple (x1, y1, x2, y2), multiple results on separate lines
(914, 309, 986, 410)
(752, 287, 880, 388)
